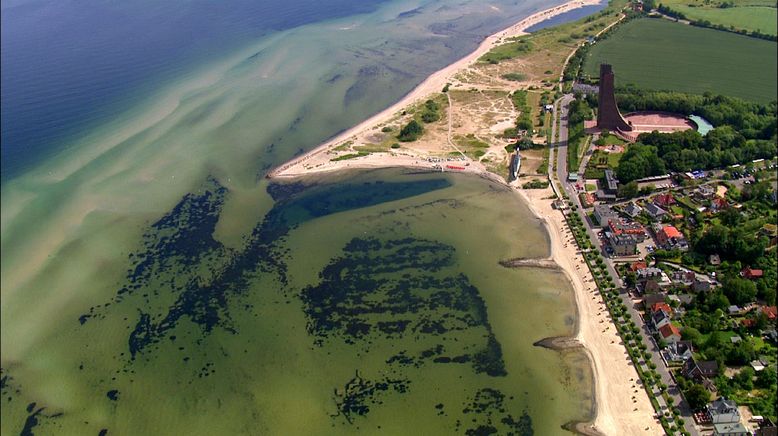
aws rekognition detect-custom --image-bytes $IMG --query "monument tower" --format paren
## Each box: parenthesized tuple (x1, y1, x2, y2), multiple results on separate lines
(596, 64, 632, 131)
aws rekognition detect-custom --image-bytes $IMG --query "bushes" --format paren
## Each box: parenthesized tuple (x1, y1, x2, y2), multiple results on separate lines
(522, 179, 549, 189)
(502, 72, 527, 82)
(420, 99, 441, 123)
(398, 120, 423, 142)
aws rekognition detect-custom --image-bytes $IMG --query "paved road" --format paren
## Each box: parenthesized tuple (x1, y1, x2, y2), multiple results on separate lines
(552, 94, 700, 436)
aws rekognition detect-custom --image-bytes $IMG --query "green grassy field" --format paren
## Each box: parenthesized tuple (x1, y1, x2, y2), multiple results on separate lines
(661, 0, 777, 35)
(583, 18, 778, 103)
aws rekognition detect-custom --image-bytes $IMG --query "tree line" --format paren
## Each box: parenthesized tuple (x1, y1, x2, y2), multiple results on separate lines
(614, 91, 777, 183)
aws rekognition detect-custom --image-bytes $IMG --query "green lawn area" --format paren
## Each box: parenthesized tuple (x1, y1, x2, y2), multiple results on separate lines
(583, 18, 778, 103)
(661, 0, 777, 36)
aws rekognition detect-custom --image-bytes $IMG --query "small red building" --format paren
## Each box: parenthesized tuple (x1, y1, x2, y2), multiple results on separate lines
(741, 267, 764, 280)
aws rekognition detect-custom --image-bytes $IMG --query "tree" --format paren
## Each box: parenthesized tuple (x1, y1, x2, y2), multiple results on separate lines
(755, 365, 777, 389)
(723, 277, 757, 306)
(719, 208, 741, 227)
(733, 367, 755, 390)
(398, 120, 423, 142)
(624, 271, 637, 288)
(726, 340, 755, 366)
(685, 384, 711, 410)
(617, 181, 639, 198)
(682, 327, 703, 348)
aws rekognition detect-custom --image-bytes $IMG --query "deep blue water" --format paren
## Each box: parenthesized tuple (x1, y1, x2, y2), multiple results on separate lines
(525, 1, 608, 32)
(0, 0, 390, 181)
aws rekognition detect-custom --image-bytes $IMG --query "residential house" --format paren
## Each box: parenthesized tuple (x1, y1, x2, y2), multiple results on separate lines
(651, 302, 672, 315)
(761, 306, 777, 321)
(663, 340, 693, 364)
(643, 292, 667, 308)
(629, 261, 647, 272)
(624, 202, 642, 218)
(741, 267, 764, 280)
(696, 184, 715, 200)
(693, 276, 717, 292)
(710, 196, 729, 213)
(709, 254, 721, 266)
(645, 202, 667, 220)
(651, 309, 672, 331)
(637, 267, 663, 281)
(751, 359, 767, 372)
(654, 192, 676, 207)
(671, 270, 696, 287)
(643, 280, 662, 294)
(607, 233, 638, 256)
(656, 225, 688, 250)
(755, 418, 778, 436)
(683, 358, 719, 390)
(741, 318, 757, 329)
(707, 397, 741, 424)
(728, 306, 744, 316)
(609, 218, 646, 241)
(593, 205, 619, 227)
(658, 323, 682, 343)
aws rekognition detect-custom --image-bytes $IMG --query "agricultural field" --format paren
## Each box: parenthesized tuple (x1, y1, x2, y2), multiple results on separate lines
(660, 0, 777, 36)
(582, 18, 778, 103)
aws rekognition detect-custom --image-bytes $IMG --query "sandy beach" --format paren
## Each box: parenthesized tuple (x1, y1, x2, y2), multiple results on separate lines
(519, 189, 662, 435)
(263, 0, 662, 433)
(268, 0, 602, 178)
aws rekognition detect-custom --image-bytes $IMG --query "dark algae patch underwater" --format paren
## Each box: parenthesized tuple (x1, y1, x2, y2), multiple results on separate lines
(4, 170, 589, 434)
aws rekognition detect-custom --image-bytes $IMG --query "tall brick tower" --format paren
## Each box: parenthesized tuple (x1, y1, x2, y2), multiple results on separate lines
(596, 64, 632, 131)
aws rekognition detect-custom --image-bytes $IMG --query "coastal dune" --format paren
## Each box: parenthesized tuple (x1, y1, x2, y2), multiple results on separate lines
(269, 0, 604, 178)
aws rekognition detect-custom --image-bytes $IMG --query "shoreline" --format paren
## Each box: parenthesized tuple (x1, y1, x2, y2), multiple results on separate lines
(267, 0, 603, 179)
(516, 188, 662, 435)
(265, 0, 663, 433)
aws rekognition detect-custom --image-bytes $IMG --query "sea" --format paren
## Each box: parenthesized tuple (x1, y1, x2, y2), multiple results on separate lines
(1, 0, 596, 433)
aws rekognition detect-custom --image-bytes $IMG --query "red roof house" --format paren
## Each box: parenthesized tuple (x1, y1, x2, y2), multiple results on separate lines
(741, 267, 764, 279)
(657, 225, 685, 247)
(762, 306, 777, 321)
(652, 302, 672, 315)
(659, 324, 682, 343)
(655, 193, 676, 207)
(630, 261, 648, 272)
(711, 197, 728, 212)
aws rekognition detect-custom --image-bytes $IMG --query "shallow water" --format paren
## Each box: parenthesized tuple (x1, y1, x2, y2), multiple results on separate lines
(1, 0, 597, 433)
(2, 169, 593, 434)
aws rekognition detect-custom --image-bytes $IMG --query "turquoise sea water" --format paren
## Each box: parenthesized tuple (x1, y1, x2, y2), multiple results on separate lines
(1, 0, 600, 433)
